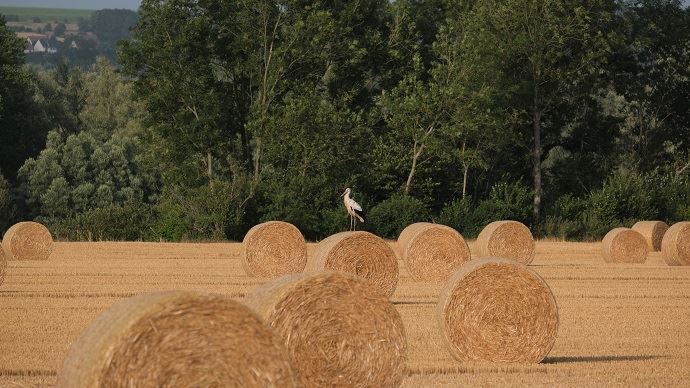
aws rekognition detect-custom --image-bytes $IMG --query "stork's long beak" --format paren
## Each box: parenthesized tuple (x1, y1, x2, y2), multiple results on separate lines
(340, 189, 347, 197)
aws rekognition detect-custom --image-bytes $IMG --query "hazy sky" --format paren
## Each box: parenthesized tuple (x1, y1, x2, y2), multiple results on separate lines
(0, 1, 140, 10)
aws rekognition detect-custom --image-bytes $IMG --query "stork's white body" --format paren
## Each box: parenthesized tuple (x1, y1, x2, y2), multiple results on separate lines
(342, 188, 364, 231)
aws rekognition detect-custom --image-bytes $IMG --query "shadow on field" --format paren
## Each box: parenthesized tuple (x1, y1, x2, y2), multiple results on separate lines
(543, 355, 667, 364)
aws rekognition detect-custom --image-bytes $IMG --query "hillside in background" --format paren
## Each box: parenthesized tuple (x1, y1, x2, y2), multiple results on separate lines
(0, 1, 140, 10)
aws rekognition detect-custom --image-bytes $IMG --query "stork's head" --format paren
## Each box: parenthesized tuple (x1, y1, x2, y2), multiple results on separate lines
(340, 188, 351, 197)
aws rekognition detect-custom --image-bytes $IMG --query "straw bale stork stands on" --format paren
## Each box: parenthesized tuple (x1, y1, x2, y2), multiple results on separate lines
(341, 188, 364, 231)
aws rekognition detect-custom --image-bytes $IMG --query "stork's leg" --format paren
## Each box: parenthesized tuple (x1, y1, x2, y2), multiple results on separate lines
(354, 217, 357, 231)
(350, 215, 353, 231)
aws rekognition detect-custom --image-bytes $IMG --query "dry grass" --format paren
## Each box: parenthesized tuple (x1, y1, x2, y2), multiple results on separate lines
(242, 221, 307, 278)
(57, 291, 297, 387)
(397, 222, 471, 283)
(476, 221, 535, 264)
(307, 231, 399, 297)
(245, 271, 407, 387)
(0, 240, 689, 386)
(601, 228, 648, 264)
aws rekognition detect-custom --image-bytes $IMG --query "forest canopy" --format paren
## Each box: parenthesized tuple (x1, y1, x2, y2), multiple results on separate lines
(0, 0, 688, 241)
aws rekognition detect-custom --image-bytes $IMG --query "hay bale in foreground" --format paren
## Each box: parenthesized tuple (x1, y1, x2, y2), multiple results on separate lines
(632, 221, 669, 251)
(307, 231, 399, 297)
(397, 222, 471, 283)
(437, 257, 558, 363)
(242, 221, 307, 278)
(2, 221, 53, 261)
(245, 271, 407, 387)
(601, 227, 648, 264)
(476, 220, 535, 264)
(57, 291, 297, 388)
(0, 245, 6, 286)
(661, 221, 690, 266)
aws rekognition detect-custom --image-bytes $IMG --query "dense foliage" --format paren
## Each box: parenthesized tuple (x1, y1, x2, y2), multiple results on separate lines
(1, 0, 689, 241)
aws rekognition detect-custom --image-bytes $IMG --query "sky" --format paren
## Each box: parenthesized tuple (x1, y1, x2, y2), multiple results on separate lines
(0, 0, 140, 10)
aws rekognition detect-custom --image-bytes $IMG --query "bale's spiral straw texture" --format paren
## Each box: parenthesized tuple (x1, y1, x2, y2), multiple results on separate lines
(242, 221, 307, 278)
(307, 231, 399, 297)
(476, 221, 535, 264)
(437, 257, 559, 363)
(57, 291, 298, 388)
(632, 221, 669, 251)
(601, 227, 648, 264)
(2, 221, 53, 261)
(0, 244, 6, 286)
(245, 271, 407, 388)
(397, 222, 471, 283)
(661, 221, 690, 266)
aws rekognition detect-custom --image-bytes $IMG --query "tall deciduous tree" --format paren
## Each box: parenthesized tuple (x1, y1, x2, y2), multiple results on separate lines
(461, 0, 614, 221)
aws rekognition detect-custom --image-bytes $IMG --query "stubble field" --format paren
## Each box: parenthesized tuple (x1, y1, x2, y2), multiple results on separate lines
(1, 240, 689, 387)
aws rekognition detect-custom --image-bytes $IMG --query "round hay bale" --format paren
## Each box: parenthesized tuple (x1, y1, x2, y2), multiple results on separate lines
(57, 291, 298, 388)
(601, 227, 648, 264)
(661, 221, 690, 266)
(632, 220, 669, 251)
(0, 245, 6, 286)
(476, 220, 535, 264)
(242, 221, 307, 278)
(307, 231, 398, 297)
(2, 221, 53, 261)
(397, 222, 471, 283)
(437, 257, 559, 363)
(245, 271, 407, 387)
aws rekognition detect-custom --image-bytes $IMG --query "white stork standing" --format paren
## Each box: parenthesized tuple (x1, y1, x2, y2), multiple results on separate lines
(341, 188, 364, 231)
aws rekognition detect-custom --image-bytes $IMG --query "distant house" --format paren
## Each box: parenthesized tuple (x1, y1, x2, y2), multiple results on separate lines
(33, 39, 46, 53)
(24, 40, 33, 54)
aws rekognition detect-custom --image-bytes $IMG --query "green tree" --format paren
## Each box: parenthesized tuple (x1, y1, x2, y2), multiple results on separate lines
(461, 0, 614, 221)
(0, 19, 51, 180)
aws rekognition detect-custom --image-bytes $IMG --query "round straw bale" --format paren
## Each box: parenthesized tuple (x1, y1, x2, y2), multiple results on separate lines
(245, 271, 407, 387)
(632, 220, 669, 251)
(307, 231, 398, 297)
(0, 245, 6, 286)
(661, 221, 690, 266)
(397, 222, 471, 283)
(437, 257, 558, 363)
(476, 220, 535, 264)
(2, 221, 53, 261)
(57, 291, 297, 388)
(601, 227, 648, 264)
(242, 221, 307, 278)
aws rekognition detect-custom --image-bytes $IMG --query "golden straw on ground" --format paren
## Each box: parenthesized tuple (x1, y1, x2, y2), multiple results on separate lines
(437, 257, 559, 363)
(57, 291, 297, 388)
(2, 221, 53, 261)
(245, 271, 407, 388)
(632, 221, 669, 252)
(476, 220, 535, 264)
(397, 222, 471, 283)
(601, 227, 648, 264)
(307, 231, 398, 297)
(661, 221, 690, 266)
(242, 221, 307, 278)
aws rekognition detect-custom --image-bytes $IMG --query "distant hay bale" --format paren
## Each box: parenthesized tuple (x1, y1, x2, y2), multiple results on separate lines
(0, 244, 6, 286)
(307, 231, 398, 297)
(476, 221, 535, 264)
(437, 257, 559, 363)
(245, 271, 407, 387)
(397, 222, 471, 283)
(2, 221, 53, 261)
(242, 221, 307, 278)
(57, 291, 297, 388)
(601, 227, 648, 264)
(632, 221, 669, 251)
(661, 221, 690, 266)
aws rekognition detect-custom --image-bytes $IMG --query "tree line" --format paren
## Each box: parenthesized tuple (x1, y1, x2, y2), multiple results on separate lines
(1, 0, 688, 241)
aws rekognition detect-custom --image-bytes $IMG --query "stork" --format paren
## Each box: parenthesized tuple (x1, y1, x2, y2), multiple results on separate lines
(341, 188, 364, 231)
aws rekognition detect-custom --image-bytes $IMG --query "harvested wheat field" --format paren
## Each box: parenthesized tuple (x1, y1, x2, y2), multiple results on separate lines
(0, 240, 689, 387)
